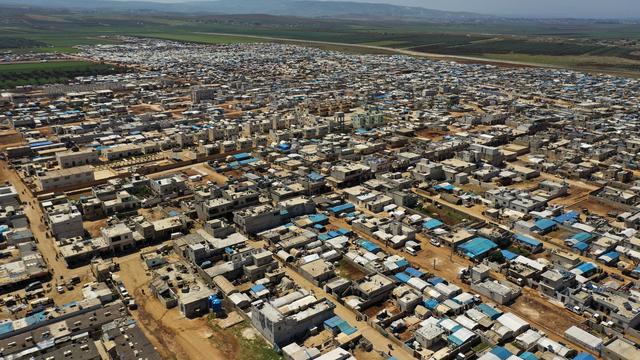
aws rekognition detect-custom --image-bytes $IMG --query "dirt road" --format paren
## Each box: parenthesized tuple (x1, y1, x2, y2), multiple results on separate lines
(328, 216, 596, 356)
(412, 187, 634, 283)
(275, 261, 415, 360)
(0, 161, 90, 280)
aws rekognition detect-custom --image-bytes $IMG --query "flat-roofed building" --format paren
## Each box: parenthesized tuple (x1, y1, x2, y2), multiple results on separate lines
(251, 289, 335, 346)
(56, 149, 99, 168)
(37, 165, 94, 191)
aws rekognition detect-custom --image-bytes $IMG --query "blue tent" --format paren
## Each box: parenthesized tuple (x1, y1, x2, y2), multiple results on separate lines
(598, 251, 620, 265)
(514, 234, 542, 249)
(571, 232, 593, 243)
(534, 218, 557, 232)
(424, 298, 439, 310)
(573, 242, 590, 252)
(395, 272, 411, 283)
(458, 237, 498, 259)
(357, 239, 380, 253)
(309, 213, 328, 224)
(477, 303, 502, 319)
(572, 262, 598, 276)
(434, 184, 455, 192)
(405, 267, 424, 278)
(232, 152, 251, 160)
(307, 172, 324, 181)
(520, 352, 538, 360)
(573, 353, 596, 360)
(328, 203, 355, 215)
(501, 249, 518, 261)
(489, 346, 513, 360)
(554, 211, 579, 224)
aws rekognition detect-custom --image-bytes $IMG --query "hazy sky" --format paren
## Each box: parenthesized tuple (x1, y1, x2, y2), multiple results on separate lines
(325, 0, 640, 18)
(129, 0, 640, 19)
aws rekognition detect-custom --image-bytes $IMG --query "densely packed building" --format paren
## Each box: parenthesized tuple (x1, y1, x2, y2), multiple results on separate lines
(1, 37, 640, 360)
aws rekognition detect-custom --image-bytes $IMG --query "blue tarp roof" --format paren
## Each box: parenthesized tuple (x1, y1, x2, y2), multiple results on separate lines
(395, 259, 409, 268)
(447, 333, 466, 346)
(232, 152, 252, 160)
(423, 219, 444, 230)
(535, 218, 557, 231)
(571, 232, 593, 242)
(501, 249, 518, 261)
(339, 323, 357, 335)
(0, 321, 14, 335)
(238, 158, 258, 165)
(357, 239, 380, 253)
(598, 251, 620, 263)
(459, 237, 497, 259)
(573, 353, 596, 360)
(434, 184, 455, 191)
(477, 303, 502, 319)
(308, 172, 324, 181)
(324, 316, 357, 335)
(554, 211, 579, 224)
(405, 267, 424, 278)
(324, 315, 343, 328)
(574, 262, 597, 275)
(573, 242, 590, 251)
(29, 140, 53, 148)
(395, 272, 411, 283)
(251, 284, 266, 293)
(520, 352, 538, 360)
(328, 203, 355, 214)
(309, 213, 328, 224)
(25, 311, 47, 326)
(424, 298, 439, 310)
(427, 277, 444, 285)
(514, 234, 542, 248)
(490, 346, 513, 360)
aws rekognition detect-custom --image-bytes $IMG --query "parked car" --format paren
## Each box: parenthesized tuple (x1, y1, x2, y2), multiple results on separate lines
(405, 246, 417, 256)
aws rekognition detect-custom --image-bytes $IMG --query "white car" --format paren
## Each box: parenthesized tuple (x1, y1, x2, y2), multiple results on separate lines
(56, 286, 65, 294)
(405, 246, 417, 256)
(430, 239, 441, 247)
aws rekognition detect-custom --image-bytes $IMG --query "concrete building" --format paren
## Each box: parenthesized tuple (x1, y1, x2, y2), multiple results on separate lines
(37, 165, 95, 191)
(56, 149, 99, 169)
(251, 290, 335, 346)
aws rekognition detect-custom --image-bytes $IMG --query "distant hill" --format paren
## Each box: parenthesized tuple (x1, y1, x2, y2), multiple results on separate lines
(0, 0, 495, 22)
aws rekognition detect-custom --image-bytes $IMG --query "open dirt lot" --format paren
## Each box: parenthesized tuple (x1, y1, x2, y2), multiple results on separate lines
(511, 288, 584, 333)
(118, 254, 226, 360)
(567, 197, 628, 218)
(415, 128, 446, 141)
(0, 129, 24, 150)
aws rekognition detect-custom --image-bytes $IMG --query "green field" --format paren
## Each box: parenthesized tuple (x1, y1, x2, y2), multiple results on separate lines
(2, 9, 640, 78)
(0, 61, 123, 89)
